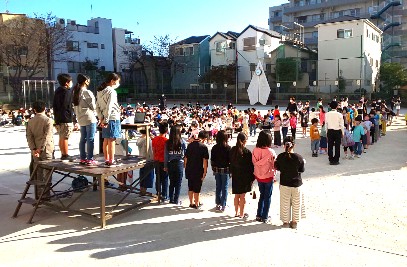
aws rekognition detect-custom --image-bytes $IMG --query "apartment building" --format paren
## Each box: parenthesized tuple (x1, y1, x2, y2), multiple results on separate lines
(52, 17, 114, 79)
(112, 28, 141, 73)
(269, 0, 405, 65)
(316, 17, 382, 93)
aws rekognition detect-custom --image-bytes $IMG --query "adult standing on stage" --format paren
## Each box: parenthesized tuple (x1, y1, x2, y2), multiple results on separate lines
(325, 101, 344, 165)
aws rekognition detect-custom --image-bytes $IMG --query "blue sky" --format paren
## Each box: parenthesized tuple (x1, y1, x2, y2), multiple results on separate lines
(3, 0, 288, 44)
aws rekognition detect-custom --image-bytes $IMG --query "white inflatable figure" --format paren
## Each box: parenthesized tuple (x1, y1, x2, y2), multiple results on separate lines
(247, 61, 271, 105)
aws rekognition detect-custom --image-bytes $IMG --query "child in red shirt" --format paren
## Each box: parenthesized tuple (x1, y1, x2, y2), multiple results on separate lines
(152, 122, 169, 202)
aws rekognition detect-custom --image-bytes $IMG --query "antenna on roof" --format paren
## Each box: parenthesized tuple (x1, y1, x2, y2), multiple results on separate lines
(5, 0, 10, 13)
(90, 3, 93, 19)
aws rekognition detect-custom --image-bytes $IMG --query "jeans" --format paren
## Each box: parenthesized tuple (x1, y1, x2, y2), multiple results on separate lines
(155, 161, 169, 199)
(168, 160, 184, 204)
(79, 123, 96, 160)
(327, 129, 342, 163)
(282, 127, 288, 140)
(257, 180, 274, 220)
(215, 173, 229, 207)
(250, 124, 257, 136)
(353, 141, 362, 155)
(311, 139, 320, 153)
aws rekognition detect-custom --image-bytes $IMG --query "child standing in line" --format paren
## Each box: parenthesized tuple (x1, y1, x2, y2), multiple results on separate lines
(309, 118, 320, 157)
(381, 108, 387, 136)
(152, 122, 169, 202)
(342, 127, 355, 160)
(319, 122, 328, 154)
(361, 115, 371, 151)
(185, 131, 209, 209)
(299, 108, 309, 138)
(352, 116, 365, 158)
(282, 113, 290, 140)
(289, 112, 297, 140)
(273, 114, 282, 148)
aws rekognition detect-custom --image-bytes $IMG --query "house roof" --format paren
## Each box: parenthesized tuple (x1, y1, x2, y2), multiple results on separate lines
(174, 35, 210, 45)
(238, 25, 281, 38)
(209, 31, 238, 41)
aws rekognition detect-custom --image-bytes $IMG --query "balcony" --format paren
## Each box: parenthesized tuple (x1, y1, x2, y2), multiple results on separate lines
(269, 16, 283, 24)
(284, 0, 366, 14)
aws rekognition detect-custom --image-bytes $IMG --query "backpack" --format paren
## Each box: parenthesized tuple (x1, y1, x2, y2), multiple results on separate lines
(342, 130, 355, 147)
(72, 175, 89, 192)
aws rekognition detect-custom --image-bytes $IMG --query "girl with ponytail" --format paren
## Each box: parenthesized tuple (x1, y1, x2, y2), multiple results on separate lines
(229, 132, 254, 218)
(72, 74, 97, 165)
(275, 136, 306, 229)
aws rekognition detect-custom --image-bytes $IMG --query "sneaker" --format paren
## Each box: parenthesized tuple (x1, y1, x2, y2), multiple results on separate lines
(255, 216, 262, 222)
(220, 206, 226, 212)
(289, 221, 297, 229)
(106, 160, 121, 168)
(262, 216, 271, 224)
(61, 155, 74, 162)
(357, 155, 361, 158)
(343, 155, 348, 160)
(86, 159, 98, 165)
(215, 205, 221, 211)
(282, 222, 290, 228)
(79, 159, 87, 165)
(349, 156, 355, 160)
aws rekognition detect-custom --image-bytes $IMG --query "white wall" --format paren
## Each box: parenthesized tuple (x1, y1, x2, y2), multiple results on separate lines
(237, 27, 281, 88)
(317, 19, 381, 93)
(53, 17, 114, 79)
(209, 34, 236, 67)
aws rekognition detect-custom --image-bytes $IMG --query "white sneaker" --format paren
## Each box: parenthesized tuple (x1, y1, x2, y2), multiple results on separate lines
(343, 155, 348, 160)
(357, 155, 361, 158)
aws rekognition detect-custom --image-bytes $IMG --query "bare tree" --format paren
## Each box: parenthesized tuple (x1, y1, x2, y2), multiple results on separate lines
(0, 13, 71, 102)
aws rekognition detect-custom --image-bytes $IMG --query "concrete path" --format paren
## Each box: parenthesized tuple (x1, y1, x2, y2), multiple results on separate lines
(0, 110, 406, 266)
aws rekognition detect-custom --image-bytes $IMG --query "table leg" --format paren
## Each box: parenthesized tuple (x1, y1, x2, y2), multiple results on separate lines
(100, 176, 106, 228)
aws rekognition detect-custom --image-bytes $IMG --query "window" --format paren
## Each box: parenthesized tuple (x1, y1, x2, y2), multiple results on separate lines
(66, 41, 79, 51)
(215, 41, 226, 53)
(101, 44, 105, 49)
(312, 31, 318, 39)
(87, 42, 98, 48)
(337, 29, 352, 38)
(297, 16, 307, 23)
(100, 66, 105, 71)
(376, 60, 378, 68)
(366, 29, 369, 38)
(18, 46, 28, 56)
(176, 47, 184, 56)
(250, 63, 256, 71)
(243, 37, 256, 51)
(188, 46, 194, 56)
(67, 61, 83, 73)
(229, 42, 236, 49)
(274, 11, 280, 17)
(370, 58, 373, 66)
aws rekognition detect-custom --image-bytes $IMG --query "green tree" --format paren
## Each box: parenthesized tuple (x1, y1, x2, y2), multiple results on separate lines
(379, 62, 407, 96)
(275, 57, 303, 89)
(199, 63, 236, 87)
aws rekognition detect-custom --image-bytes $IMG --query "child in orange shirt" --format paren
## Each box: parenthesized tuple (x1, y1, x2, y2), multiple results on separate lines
(309, 118, 320, 157)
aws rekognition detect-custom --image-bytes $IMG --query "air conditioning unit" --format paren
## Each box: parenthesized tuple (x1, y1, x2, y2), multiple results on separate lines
(259, 39, 266, 46)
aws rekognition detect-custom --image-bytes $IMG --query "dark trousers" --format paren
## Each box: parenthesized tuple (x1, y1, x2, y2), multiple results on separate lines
(327, 129, 342, 163)
(291, 128, 296, 140)
(168, 160, 183, 204)
(155, 161, 168, 199)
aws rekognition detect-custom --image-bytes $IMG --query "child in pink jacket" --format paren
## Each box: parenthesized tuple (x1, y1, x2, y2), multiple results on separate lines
(252, 130, 277, 223)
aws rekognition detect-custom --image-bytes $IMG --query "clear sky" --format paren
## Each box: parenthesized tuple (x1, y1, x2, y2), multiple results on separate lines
(2, 0, 288, 44)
